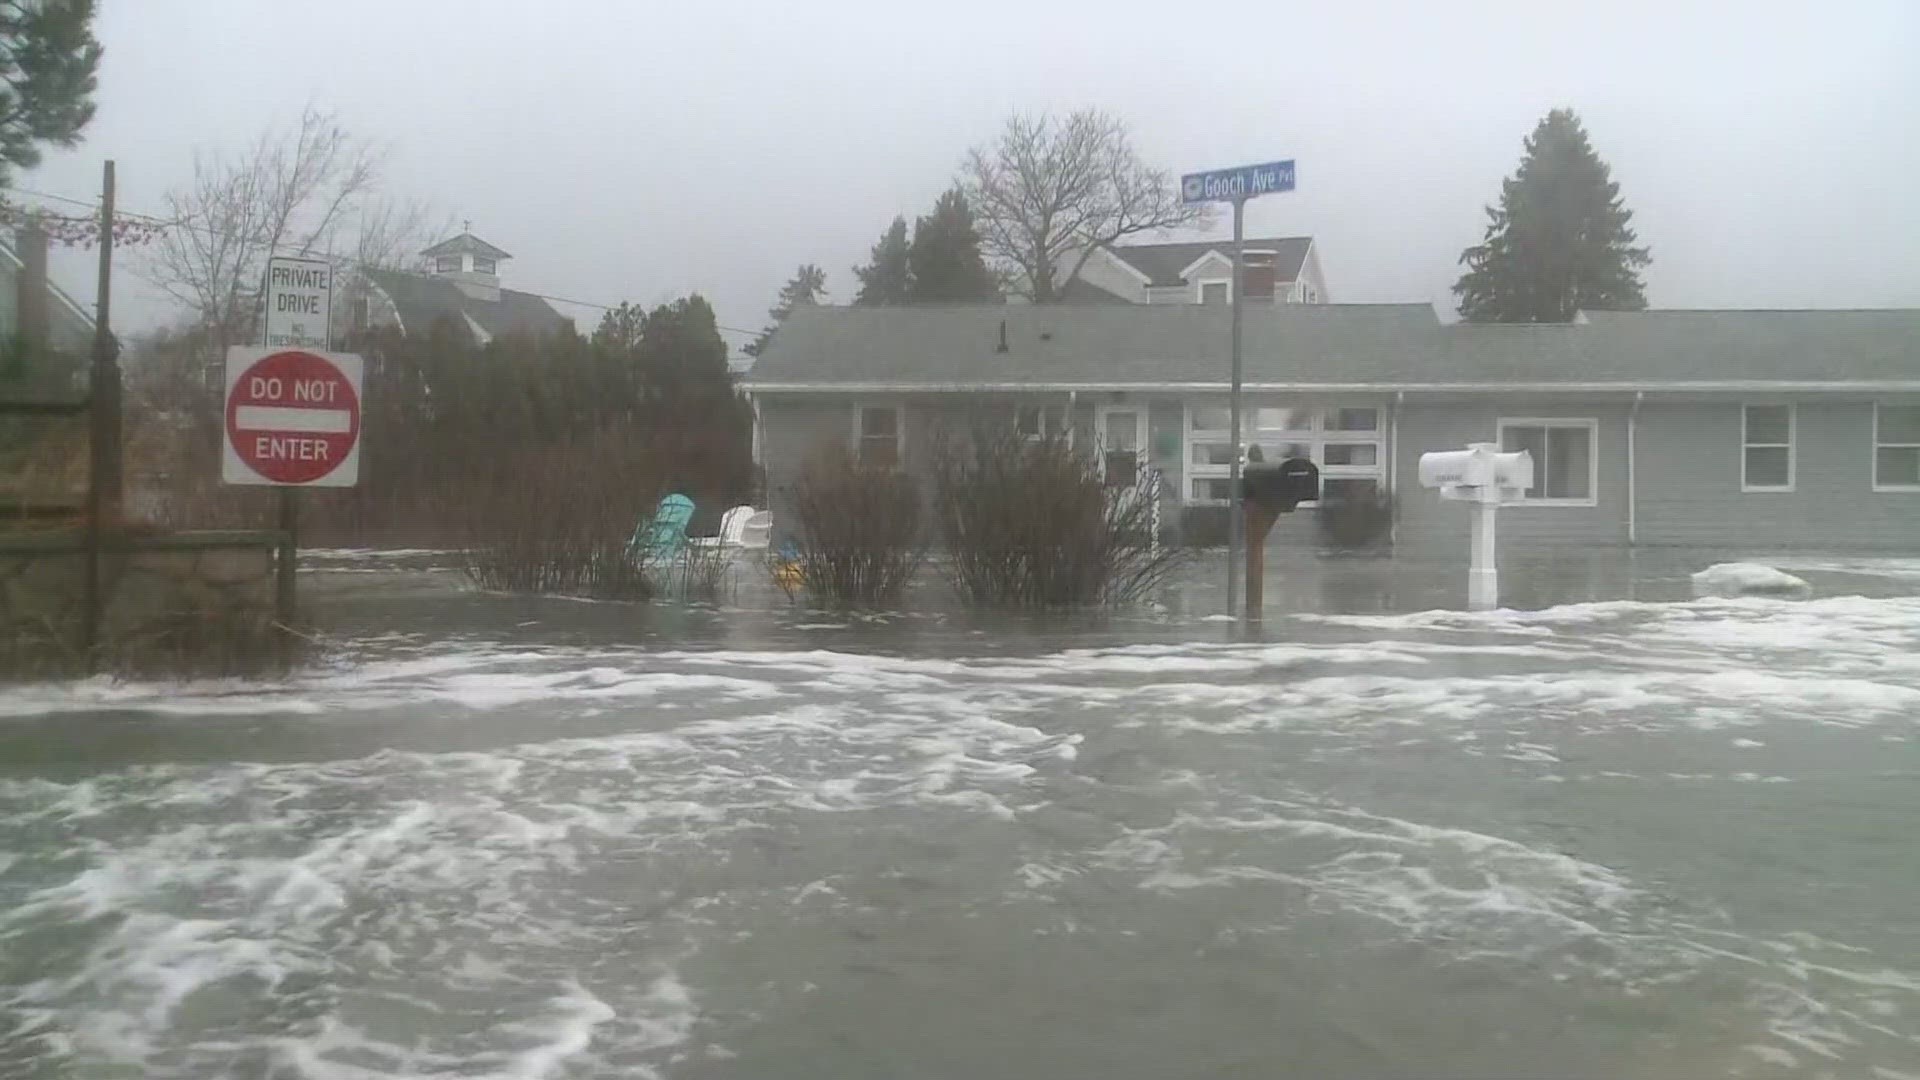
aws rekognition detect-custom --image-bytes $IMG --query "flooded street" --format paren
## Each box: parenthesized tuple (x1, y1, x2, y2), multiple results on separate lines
(2, 555, 1918, 1078)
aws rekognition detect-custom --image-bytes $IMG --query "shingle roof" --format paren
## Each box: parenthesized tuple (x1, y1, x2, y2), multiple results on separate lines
(1108, 236, 1312, 287)
(419, 232, 513, 261)
(742, 304, 1920, 388)
(1057, 276, 1133, 303)
(364, 268, 570, 342)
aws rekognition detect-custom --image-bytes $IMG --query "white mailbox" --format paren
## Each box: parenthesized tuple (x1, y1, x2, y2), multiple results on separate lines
(1419, 443, 1532, 503)
(1416, 442, 1534, 611)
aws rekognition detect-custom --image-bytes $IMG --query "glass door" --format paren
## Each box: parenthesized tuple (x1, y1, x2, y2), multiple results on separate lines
(1098, 408, 1145, 487)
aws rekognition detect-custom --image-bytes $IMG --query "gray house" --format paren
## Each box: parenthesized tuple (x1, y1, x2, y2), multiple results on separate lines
(1067, 235, 1329, 305)
(742, 303, 1920, 554)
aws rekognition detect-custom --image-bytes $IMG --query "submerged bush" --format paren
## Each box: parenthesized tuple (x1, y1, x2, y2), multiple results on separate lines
(789, 441, 924, 603)
(932, 431, 1183, 605)
(1316, 485, 1394, 551)
(457, 429, 663, 599)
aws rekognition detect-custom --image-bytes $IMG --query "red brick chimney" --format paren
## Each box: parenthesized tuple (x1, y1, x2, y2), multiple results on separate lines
(1241, 249, 1276, 300)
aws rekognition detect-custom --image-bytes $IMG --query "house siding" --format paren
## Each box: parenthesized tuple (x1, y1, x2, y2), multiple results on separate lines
(758, 393, 1920, 557)
(1637, 399, 1920, 552)
(1391, 400, 1631, 556)
(1074, 250, 1149, 304)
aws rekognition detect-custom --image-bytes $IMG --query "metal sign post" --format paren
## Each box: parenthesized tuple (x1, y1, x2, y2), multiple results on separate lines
(1181, 159, 1295, 624)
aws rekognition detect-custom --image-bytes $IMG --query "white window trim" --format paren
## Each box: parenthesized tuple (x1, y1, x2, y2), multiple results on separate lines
(1196, 278, 1231, 304)
(1873, 402, 1920, 493)
(1496, 417, 1599, 507)
(1740, 403, 1795, 492)
(852, 401, 905, 467)
(1183, 403, 1385, 506)
(1015, 402, 1067, 441)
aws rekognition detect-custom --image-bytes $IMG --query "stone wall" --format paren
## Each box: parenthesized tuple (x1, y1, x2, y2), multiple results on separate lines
(0, 530, 282, 678)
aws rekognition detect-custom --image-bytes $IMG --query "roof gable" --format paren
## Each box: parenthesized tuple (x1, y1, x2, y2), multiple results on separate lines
(419, 232, 512, 261)
(1109, 236, 1312, 286)
(363, 268, 568, 342)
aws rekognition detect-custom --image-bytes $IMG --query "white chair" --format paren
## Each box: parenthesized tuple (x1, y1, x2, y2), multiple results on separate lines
(738, 510, 773, 550)
(690, 505, 755, 551)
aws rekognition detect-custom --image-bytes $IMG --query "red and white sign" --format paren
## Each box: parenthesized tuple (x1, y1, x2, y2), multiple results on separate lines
(222, 347, 364, 487)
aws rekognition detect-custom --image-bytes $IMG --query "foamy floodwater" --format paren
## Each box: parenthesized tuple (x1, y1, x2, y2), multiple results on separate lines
(2, 592, 1918, 1077)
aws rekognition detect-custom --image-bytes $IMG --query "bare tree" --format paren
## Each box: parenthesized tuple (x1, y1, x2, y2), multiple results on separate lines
(142, 107, 379, 349)
(960, 109, 1206, 301)
(345, 194, 455, 273)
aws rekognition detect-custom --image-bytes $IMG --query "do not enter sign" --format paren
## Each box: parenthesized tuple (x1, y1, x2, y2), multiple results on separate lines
(222, 347, 364, 487)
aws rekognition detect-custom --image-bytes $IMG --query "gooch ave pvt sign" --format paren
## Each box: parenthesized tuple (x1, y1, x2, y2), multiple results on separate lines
(1181, 159, 1296, 203)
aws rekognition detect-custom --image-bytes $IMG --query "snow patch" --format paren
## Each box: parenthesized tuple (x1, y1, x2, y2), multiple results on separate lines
(1691, 563, 1812, 599)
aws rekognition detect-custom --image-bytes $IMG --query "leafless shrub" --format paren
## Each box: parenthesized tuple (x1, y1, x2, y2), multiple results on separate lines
(790, 441, 924, 604)
(457, 431, 663, 600)
(1317, 486, 1395, 551)
(933, 430, 1183, 605)
(669, 542, 733, 602)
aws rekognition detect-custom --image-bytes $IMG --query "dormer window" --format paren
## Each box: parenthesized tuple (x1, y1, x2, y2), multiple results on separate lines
(435, 255, 462, 274)
(472, 257, 497, 275)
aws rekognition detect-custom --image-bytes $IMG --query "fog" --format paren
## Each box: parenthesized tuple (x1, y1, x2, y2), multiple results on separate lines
(22, 0, 1920, 344)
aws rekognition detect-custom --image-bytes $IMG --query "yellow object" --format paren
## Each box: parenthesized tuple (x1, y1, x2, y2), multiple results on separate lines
(772, 560, 804, 595)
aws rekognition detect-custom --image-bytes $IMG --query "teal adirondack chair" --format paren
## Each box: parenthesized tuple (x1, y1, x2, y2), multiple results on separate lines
(628, 493, 695, 564)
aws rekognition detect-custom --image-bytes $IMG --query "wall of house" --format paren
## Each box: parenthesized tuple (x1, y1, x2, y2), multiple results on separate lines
(1636, 399, 1920, 552)
(759, 392, 1920, 557)
(1297, 246, 1328, 303)
(1391, 399, 1633, 556)
(1073, 250, 1149, 304)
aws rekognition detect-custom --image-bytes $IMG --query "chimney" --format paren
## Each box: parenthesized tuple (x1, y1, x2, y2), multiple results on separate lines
(1241, 249, 1276, 300)
(16, 218, 49, 354)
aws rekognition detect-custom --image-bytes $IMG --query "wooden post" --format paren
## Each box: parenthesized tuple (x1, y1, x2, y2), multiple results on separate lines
(276, 487, 297, 632)
(82, 161, 119, 664)
(1244, 502, 1280, 624)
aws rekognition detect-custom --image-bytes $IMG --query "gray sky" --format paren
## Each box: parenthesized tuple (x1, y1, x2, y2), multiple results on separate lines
(22, 0, 1920, 345)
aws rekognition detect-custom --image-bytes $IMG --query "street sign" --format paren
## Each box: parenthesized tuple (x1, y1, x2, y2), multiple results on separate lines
(1181, 159, 1296, 204)
(263, 255, 333, 351)
(222, 347, 363, 487)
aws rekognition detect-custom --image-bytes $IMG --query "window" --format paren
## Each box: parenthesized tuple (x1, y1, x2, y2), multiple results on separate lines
(1186, 404, 1385, 505)
(1875, 404, 1920, 490)
(1742, 405, 1794, 491)
(1497, 419, 1596, 504)
(1199, 281, 1229, 304)
(856, 405, 902, 469)
(434, 255, 461, 273)
(472, 256, 497, 274)
(1191, 477, 1235, 501)
(1015, 404, 1065, 440)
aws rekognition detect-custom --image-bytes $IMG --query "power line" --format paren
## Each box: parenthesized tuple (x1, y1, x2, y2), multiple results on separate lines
(3, 184, 765, 338)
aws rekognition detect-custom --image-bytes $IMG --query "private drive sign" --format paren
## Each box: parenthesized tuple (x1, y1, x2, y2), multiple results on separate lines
(222, 347, 363, 487)
(263, 255, 332, 350)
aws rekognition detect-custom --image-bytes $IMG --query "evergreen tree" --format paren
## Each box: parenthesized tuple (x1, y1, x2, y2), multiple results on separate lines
(1454, 109, 1651, 322)
(908, 189, 998, 301)
(852, 217, 913, 305)
(745, 263, 827, 357)
(591, 301, 645, 351)
(0, 0, 101, 182)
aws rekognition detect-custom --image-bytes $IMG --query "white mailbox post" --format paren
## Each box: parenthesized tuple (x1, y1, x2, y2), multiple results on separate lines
(1417, 442, 1534, 610)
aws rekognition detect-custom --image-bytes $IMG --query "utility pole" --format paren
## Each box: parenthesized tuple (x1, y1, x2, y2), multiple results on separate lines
(82, 160, 120, 662)
(1225, 197, 1245, 623)
(1178, 158, 1293, 627)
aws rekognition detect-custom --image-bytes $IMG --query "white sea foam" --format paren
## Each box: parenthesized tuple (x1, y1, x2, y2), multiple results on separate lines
(6, 593, 1919, 1075)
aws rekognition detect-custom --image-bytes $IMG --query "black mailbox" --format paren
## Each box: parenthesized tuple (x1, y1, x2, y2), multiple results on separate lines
(1241, 457, 1319, 511)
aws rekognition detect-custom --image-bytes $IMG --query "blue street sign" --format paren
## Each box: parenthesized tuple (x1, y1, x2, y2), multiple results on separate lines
(1180, 159, 1296, 204)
